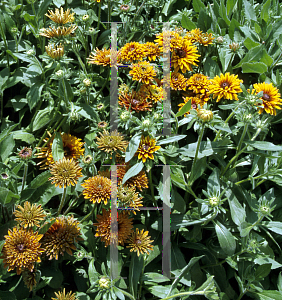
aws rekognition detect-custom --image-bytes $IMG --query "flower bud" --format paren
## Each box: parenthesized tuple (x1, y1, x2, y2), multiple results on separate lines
(120, 5, 130, 11)
(89, 27, 95, 34)
(27, 49, 35, 56)
(83, 78, 91, 87)
(55, 70, 64, 78)
(83, 155, 93, 164)
(142, 119, 150, 127)
(216, 36, 223, 43)
(99, 276, 110, 289)
(96, 103, 105, 111)
(1, 172, 9, 181)
(229, 42, 240, 52)
(209, 196, 220, 207)
(82, 14, 89, 21)
(120, 111, 130, 122)
(197, 109, 213, 122)
(18, 147, 33, 160)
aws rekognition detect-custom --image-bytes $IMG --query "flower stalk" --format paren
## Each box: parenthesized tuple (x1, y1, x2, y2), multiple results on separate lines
(57, 187, 67, 216)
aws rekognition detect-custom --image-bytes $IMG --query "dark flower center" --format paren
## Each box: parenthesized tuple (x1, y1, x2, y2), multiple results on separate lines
(221, 82, 229, 88)
(64, 146, 71, 157)
(192, 104, 197, 109)
(17, 243, 25, 252)
(1, 173, 8, 179)
(142, 145, 150, 151)
(135, 239, 142, 245)
(262, 93, 270, 100)
(176, 49, 186, 58)
(132, 99, 139, 106)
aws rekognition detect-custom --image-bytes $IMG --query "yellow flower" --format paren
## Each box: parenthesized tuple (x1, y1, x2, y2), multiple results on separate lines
(171, 39, 200, 73)
(45, 43, 64, 59)
(117, 165, 148, 191)
(129, 61, 157, 85)
(81, 175, 111, 205)
(1, 227, 44, 275)
(136, 135, 161, 163)
(49, 157, 83, 188)
(252, 82, 282, 115)
(144, 42, 161, 61)
(169, 72, 189, 91)
(52, 288, 78, 300)
(209, 72, 243, 102)
(87, 48, 111, 66)
(139, 84, 164, 103)
(41, 215, 83, 260)
(14, 201, 46, 229)
(187, 73, 211, 101)
(45, 7, 75, 25)
(119, 90, 152, 112)
(93, 209, 133, 247)
(178, 96, 204, 117)
(36, 132, 85, 169)
(154, 31, 183, 52)
(96, 129, 128, 154)
(197, 32, 214, 46)
(184, 28, 202, 44)
(126, 228, 154, 256)
(119, 42, 146, 62)
(39, 25, 77, 38)
(117, 186, 143, 215)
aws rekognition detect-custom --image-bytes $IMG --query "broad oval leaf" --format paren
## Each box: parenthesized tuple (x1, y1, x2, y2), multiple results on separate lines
(125, 133, 142, 163)
(215, 220, 236, 256)
(52, 132, 64, 162)
(121, 161, 143, 185)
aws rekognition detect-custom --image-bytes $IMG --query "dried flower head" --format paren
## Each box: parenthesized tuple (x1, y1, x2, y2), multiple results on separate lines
(42, 215, 83, 260)
(52, 288, 78, 300)
(82, 175, 111, 205)
(45, 7, 75, 25)
(126, 228, 154, 256)
(93, 209, 133, 247)
(96, 129, 128, 154)
(14, 201, 46, 229)
(209, 72, 243, 102)
(1, 227, 44, 275)
(18, 147, 32, 160)
(36, 132, 85, 169)
(49, 157, 83, 188)
(22, 269, 38, 291)
(136, 135, 161, 163)
(45, 43, 64, 59)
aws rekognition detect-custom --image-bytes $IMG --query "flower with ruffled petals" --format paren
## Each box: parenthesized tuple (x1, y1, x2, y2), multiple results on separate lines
(119, 91, 152, 112)
(144, 42, 161, 61)
(136, 135, 161, 163)
(87, 48, 111, 66)
(126, 228, 154, 256)
(129, 61, 156, 85)
(154, 31, 183, 52)
(96, 129, 128, 154)
(45, 7, 75, 25)
(209, 72, 243, 102)
(187, 73, 211, 101)
(39, 25, 77, 38)
(119, 42, 146, 62)
(197, 32, 214, 46)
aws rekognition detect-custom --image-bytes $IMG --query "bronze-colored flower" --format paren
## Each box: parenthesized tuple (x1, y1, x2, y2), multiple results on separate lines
(171, 39, 200, 73)
(36, 132, 85, 169)
(41, 215, 83, 260)
(168, 72, 189, 91)
(39, 25, 77, 38)
(14, 201, 46, 229)
(126, 228, 154, 256)
(197, 32, 214, 46)
(1, 227, 44, 275)
(119, 91, 152, 112)
(118, 186, 143, 215)
(82, 175, 111, 205)
(209, 72, 243, 102)
(45, 7, 75, 25)
(117, 165, 148, 191)
(139, 84, 164, 103)
(52, 288, 78, 300)
(119, 42, 146, 62)
(96, 129, 128, 154)
(49, 157, 83, 188)
(129, 61, 157, 85)
(45, 43, 64, 59)
(22, 269, 38, 291)
(250, 82, 282, 115)
(93, 209, 133, 247)
(136, 135, 161, 163)
(87, 48, 111, 66)
(144, 42, 161, 61)
(18, 147, 32, 160)
(187, 73, 211, 101)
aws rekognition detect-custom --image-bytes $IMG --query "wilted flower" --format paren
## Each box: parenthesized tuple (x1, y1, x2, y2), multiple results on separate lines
(83, 155, 93, 164)
(18, 147, 32, 160)
(98, 121, 108, 129)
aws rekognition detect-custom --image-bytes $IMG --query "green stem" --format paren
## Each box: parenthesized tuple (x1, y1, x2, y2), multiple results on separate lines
(231, 123, 248, 168)
(221, 128, 261, 177)
(0, 21, 10, 73)
(237, 291, 247, 300)
(61, 78, 70, 107)
(21, 163, 28, 193)
(118, 289, 135, 300)
(93, 0, 102, 49)
(64, 192, 83, 215)
(188, 124, 205, 186)
(235, 173, 267, 186)
(81, 203, 97, 223)
(138, 259, 145, 299)
(213, 100, 246, 142)
(162, 291, 213, 300)
(57, 187, 67, 216)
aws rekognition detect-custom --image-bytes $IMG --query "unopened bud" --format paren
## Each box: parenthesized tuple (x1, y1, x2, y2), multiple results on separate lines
(82, 14, 89, 21)
(229, 42, 240, 52)
(120, 5, 130, 11)
(83, 78, 91, 87)
(99, 276, 110, 289)
(197, 109, 213, 122)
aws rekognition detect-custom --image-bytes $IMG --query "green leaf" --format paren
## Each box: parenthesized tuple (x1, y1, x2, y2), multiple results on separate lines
(0, 67, 10, 91)
(219, 0, 230, 26)
(0, 187, 20, 205)
(0, 134, 15, 162)
(0, 291, 16, 300)
(121, 161, 143, 185)
(32, 107, 52, 131)
(38, 218, 56, 235)
(53, 0, 65, 7)
(13, 130, 35, 144)
(0, 124, 18, 144)
(29, 171, 51, 189)
(97, 30, 111, 47)
(158, 135, 186, 145)
(38, 0, 53, 16)
(254, 290, 282, 300)
(261, 0, 271, 23)
(225, 189, 246, 226)
(162, 0, 177, 16)
(244, 37, 261, 50)
(254, 256, 282, 269)
(112, 287, 125, 300)
(125, 133, 142, 163)
(88, 259, 99, 285)
(59, 78, 73, 103)
(246, 141, 282, 151)
(278, 272, 282, 292)
(242, 62, 267, 74)
(215, 221, 236, 256)
(203, 57, 221, 78)
(52, 132, 64, 162)
(27, 81, 45, 110)
(243, 0, 257, 21)
(255, 264, 272, 280)
(192, 0, 206, 13)
(207, 168, 221, 194)
(129, 254, 143, 298)
(181, 14, 196, 30)
(175, 99, 191, 117)
(142, 272, 170, 283)
(189, 157, 206, 184)
(264, 221, 282, 235)
(79, 103, 99, 122)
